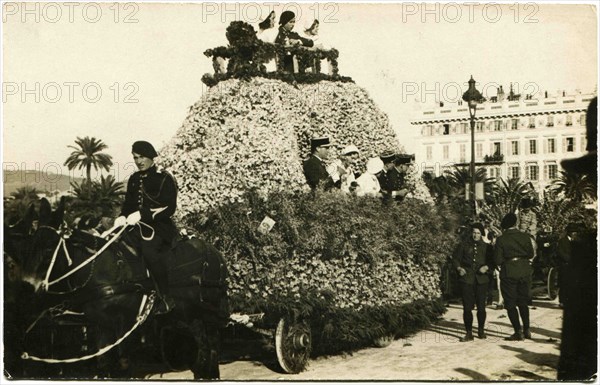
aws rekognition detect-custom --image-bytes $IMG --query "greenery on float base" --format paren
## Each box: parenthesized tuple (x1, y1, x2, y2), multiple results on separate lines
(186, 189, 457, 351)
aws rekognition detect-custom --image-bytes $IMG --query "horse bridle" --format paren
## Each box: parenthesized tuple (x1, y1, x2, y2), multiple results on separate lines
(39, 224, 127, 292)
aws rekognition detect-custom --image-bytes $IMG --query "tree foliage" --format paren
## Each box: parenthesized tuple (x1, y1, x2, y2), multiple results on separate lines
(64, 136, 113, 186)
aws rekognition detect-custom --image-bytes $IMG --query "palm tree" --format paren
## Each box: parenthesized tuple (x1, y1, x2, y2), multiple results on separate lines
(5, 186, 42, 223)
(94, 175, 125, 210)
(479, 178, 537, 227)
(535, 189, 590, 236)
(10, 186, 41, 201)
(549, 171, 596, 202)
(445, 166, 497, 202)
(64, 137, 113, 193)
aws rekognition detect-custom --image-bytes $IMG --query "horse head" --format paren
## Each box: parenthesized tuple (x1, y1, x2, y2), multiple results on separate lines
(5, 198, 68, 292)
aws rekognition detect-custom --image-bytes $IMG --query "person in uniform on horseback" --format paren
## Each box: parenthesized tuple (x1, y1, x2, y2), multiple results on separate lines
(114, 140, 177, 313)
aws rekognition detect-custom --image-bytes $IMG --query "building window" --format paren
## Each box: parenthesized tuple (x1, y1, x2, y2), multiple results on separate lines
(426, 146, 433, 160)
(461, 123, 468, 134)
(546, 163, 558, 180)
(580, 113, 586, 126)
(527, 164, 539, 181)
(547, 138, 556, 153)
(493, 142, 501, 156)
(511, 119, 519, 130)
(476, 143, 483, 158)
(565, 137, 574, 152)
(511, 141, 519, 155)
(489, 167, 501, 179)
(494, 120, 503, 131)
(476, 122, 484, 132)
(443, 145, 449, 159)
(459, 144, 466, 162)
(528, 117, 535, 128)
(427, 125, 434, 136)
(529, 139, 537, 155)
(566, 114, 572, 126)
(510, 165, 520, 179)
(546, 115, 554, 127)
(443, 124, 450, 135)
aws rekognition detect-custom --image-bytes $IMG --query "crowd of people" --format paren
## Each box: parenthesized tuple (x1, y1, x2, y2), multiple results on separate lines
(302, 136, 414, 202)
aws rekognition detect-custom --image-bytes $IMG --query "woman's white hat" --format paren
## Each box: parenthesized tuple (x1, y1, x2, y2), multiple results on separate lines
(341, 144, 359, 156)
(366, 157, 384, 175)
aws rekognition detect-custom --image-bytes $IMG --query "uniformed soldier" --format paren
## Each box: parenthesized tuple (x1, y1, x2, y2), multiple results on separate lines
(452, 223, 494, 341)
(114, 140, 178, 312)
(303, 137, 335, 190)
(494, 212, 534, 341)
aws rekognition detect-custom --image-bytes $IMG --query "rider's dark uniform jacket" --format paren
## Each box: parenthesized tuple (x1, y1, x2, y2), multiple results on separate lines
(121, 165, 178, 243)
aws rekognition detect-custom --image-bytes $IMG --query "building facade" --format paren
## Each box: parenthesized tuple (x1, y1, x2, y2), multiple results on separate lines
(411, 88, 595, 189)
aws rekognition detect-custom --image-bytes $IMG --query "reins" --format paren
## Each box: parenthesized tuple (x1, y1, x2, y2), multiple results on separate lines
(41, 220, 156, 291)
(41, 225, 128, 291)
(21, 292, 156, 364)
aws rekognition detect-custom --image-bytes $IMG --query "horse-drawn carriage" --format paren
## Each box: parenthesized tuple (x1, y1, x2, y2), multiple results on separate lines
(4, 198, 340, 379)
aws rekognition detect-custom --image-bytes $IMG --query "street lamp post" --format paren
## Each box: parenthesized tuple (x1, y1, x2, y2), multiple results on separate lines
(462, 76, 484, 213)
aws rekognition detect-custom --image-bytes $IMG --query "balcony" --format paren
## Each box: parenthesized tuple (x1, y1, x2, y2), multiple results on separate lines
(483, 153, 505, 163)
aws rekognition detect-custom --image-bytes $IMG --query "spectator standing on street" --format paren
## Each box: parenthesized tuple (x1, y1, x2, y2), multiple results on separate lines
(494, 212, 534, 341)
(452, 223, 494, 341)
(557, 97, 597, 381)
(555, 223, 578, 308)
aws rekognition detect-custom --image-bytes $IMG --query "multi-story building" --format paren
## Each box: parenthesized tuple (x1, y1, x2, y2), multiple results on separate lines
(411, 87, 595, 189)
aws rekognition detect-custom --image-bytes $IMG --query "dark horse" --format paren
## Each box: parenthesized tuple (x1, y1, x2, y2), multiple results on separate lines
(3, 198, 230, 379)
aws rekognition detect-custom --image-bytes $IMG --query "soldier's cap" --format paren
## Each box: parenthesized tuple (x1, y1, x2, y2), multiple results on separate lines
(561, 97, 597, 177)
(132, 141, 158, 159)
(565, 222, 581, 233)
(395, 154, 415, 165)
(500, 212, 517, 230)
(279, 10, 295, 25)
(311, 136, 332, 149)
(379, 150, 396, 164)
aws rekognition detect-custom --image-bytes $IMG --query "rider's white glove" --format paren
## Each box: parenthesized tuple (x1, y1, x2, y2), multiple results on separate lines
(126, 211, 142, 225)
(114, 216, 127, 228)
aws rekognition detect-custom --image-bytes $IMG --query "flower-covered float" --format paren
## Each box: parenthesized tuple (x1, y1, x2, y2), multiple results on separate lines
(159, 21, 456, 373)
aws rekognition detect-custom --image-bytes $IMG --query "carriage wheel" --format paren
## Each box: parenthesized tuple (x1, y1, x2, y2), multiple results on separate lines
(373, 334, 394, 348)
(275, 317, 311, 374)
(547, 267, 559, 300)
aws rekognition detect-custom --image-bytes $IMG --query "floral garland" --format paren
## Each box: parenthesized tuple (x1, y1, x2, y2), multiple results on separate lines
(201, 21, 350, 87)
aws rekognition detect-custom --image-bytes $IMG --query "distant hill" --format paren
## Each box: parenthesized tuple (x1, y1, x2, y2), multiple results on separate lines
(3, 169, 84, 197)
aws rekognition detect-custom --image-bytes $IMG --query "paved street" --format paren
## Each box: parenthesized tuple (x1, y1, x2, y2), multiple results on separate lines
(148, 298, 562, 381)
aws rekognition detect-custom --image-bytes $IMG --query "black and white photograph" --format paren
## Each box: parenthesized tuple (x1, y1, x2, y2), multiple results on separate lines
(1, 1, 598, 381)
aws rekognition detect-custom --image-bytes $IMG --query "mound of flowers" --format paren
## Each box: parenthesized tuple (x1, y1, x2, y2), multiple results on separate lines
(186, 190, 457, 354)
(160, 77, 424, 222)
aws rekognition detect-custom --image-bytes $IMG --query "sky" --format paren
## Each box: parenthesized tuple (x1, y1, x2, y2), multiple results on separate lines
(2, 1, 598, 182)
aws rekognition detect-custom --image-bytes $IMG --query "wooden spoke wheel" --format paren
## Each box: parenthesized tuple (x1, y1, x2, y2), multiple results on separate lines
(373, 334, 394, 348)
(275, 317, 311, 374)
(547, 267, 559, 300)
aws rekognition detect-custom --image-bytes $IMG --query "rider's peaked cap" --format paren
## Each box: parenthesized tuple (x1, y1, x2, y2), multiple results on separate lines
(132, 141, 158, 159)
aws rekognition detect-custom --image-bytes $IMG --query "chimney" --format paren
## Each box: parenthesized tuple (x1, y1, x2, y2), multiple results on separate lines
(497, 85, 505, 102)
